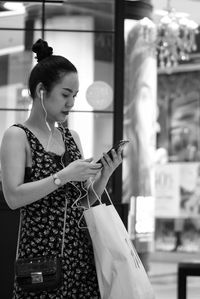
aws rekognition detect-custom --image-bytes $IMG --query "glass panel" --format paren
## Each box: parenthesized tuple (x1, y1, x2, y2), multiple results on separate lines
(45, 0, 114, 31)
(0, 1, 115, 177)
(0, 1, 114, 31)
(0, 29, 114, 110)
(0, 29, 24, 54)
(36, 30, 114, 112)
(0, 83, 31, 110)
(68, 111, 113, 161)
(0, 29, 39, 109)
(0, 2, 43, 29)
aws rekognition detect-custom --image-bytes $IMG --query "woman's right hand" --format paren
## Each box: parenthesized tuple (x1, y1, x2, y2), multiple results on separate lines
(60, 158, 102, 182)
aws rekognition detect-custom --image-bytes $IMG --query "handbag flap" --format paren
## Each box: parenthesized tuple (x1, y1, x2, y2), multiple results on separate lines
(15, 257, 59, 277)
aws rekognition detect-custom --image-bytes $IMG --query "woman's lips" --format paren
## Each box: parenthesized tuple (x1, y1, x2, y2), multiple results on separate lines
(62, 111, 69, 115)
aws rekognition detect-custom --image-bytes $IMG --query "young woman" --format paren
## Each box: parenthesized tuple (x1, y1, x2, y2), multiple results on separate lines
(0, 39, 122, 298)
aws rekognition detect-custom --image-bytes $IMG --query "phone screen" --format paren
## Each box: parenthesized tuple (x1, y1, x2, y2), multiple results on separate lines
(96, 140, 129, 164)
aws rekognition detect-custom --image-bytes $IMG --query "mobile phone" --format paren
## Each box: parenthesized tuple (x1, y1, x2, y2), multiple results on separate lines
(96, 140, 129, 164)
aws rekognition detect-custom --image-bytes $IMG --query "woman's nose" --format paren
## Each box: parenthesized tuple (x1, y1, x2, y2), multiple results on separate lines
(66, 97, 75, 108)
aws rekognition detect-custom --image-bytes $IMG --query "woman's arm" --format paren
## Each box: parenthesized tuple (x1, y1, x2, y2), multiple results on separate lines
(86, 149, 123, 206)
(69, 129, 123, 206)
(0, 127, 101, 210)
(0, 127, 66, 209)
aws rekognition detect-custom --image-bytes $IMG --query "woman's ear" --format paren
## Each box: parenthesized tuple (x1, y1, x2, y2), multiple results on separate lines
(35, 82, 45, 100)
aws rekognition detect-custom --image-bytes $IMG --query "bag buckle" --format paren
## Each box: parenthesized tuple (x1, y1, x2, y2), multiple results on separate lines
(31, 272, 43, 284)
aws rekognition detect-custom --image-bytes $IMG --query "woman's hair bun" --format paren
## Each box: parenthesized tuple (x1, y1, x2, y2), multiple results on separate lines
(32, 39, 53, 62)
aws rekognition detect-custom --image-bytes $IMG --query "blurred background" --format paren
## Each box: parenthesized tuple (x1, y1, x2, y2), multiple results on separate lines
(0, 1, 200, 298)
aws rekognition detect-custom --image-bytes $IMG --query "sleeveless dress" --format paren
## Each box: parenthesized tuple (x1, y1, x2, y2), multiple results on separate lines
(13, 124, 100, 299)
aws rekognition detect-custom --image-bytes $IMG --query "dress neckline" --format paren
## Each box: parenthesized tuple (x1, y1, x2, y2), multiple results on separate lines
(19, 123, 66, 157)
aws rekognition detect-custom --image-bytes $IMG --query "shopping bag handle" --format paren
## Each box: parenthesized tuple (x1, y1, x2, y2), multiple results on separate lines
(89, 178, 113, 208)
(76, 180, 113, 229)
(76, 179, 102, 229)
(69, 179, 98, 229)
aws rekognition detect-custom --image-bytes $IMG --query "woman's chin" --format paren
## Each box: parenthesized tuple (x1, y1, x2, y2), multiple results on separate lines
(59, 114, 68, 123)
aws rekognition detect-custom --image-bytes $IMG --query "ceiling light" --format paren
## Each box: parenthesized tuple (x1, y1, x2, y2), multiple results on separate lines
(3, 2, 25, 13)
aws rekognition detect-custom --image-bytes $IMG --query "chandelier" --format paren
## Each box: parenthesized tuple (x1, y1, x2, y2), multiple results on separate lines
(136, 1, 199, 68)
(156, 1, 199, 68)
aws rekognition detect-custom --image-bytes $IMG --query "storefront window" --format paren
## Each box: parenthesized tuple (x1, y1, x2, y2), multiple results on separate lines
(0, 0, 115, 162)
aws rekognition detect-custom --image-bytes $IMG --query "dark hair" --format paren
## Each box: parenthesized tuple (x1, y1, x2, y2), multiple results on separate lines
(28, 39, 77, 98)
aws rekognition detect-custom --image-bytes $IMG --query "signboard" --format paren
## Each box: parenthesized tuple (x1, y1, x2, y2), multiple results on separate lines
(155, 162, 200, 218)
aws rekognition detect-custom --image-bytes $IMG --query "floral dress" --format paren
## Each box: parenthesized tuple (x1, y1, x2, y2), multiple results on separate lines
(13, 124, 100, 299)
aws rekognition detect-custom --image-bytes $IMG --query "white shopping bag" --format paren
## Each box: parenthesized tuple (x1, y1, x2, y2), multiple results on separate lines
(84, 202, 155, 299)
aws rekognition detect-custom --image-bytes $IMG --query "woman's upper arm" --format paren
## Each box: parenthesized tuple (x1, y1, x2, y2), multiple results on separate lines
(0, 126, 26, 198)
(70, 129, 84, 158)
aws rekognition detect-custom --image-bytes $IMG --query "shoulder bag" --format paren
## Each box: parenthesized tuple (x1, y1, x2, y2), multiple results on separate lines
(14, 198, 67, 293)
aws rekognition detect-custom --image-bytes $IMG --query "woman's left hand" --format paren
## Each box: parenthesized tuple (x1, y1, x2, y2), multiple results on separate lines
(85, 149, 123, 205)
(99, 148, 123, 178)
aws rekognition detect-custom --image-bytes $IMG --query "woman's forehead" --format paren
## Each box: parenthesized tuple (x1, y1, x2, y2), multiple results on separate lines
(59, 72, 79, 90)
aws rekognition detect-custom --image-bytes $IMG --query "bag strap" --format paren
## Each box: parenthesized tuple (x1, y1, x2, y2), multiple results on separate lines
(88, 179, 113, 208)
(61, 197, 67, 257)
(16, 197, 67, 260)
(15, 211, 21, 260)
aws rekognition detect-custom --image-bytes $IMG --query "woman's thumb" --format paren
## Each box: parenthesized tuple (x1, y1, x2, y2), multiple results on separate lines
(84, 157, 93, 163)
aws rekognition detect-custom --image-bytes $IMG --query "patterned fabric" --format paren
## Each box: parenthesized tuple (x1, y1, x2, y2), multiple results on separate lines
(13, 124, 100, 299)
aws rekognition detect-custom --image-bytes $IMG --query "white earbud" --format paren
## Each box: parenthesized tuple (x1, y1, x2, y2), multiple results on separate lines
(40, 89, 44, 100)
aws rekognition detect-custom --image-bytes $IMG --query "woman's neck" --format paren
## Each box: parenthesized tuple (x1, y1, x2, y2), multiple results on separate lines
(24, 103, 55, 133)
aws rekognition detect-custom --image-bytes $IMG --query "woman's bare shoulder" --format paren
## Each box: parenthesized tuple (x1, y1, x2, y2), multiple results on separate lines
(1, 125, 27, 146)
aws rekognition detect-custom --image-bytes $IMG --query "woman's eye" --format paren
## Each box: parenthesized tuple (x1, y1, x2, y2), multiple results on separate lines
(63, 93, 78, 99)
(73, 92, 78, 99)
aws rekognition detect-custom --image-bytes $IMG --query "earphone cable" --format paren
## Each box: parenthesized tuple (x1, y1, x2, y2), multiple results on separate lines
(40, 94, 53, 151)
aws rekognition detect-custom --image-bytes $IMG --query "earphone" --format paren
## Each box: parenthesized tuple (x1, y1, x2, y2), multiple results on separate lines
(40, 89, 51, 132)
(40, 89, 44, 99)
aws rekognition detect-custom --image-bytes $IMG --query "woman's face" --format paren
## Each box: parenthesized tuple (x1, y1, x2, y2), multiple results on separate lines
(44, 72, 79, 123)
